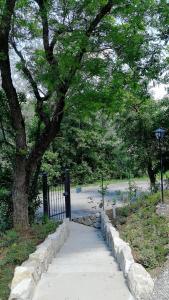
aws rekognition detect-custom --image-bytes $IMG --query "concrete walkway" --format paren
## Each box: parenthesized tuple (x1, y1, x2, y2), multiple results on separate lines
(33, 222, 133, 300)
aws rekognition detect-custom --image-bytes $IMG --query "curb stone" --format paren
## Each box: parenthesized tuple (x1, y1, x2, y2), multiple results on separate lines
(100, 211, 154, 300)
(9, 219, 70, 300)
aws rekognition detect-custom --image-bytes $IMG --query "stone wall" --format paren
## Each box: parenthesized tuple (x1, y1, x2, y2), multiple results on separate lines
(9, 219, 70, 300)
(72, 213, 101, 229)
(101, 211, 154, 300)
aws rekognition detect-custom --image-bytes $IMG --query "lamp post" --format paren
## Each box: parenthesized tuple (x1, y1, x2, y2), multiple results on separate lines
(154, 128, 166, 203)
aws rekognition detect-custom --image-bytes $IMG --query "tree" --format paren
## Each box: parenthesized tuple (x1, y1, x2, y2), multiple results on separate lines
(114, 97, 169, 190)
(0, 0, 116, 229)
(0, 0, 167, 228)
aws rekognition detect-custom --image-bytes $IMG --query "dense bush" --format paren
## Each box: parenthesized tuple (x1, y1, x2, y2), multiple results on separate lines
(0, 188, 12, 232)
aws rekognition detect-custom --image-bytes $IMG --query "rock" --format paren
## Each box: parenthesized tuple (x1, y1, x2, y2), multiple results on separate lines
(93, 222, 101, 229)
(9, 277, 35, 300)
(85, 218, 94, 226)
(22, 260, 41, 283)
(156, 203, 169, 217)
(113, 237, 127, 258)
(107, 226, 119, 250)
(96, 212, 101, 218)
(116, 243, 134, 277)
(109, 226, 119, 239)
(10, 267, 35, 290)
(127, 263, 154, 300)
(72, 214, 101, 228)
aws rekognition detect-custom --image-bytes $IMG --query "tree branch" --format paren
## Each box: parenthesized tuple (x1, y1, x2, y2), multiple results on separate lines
(35, 0, 57, 65)
(49, 25, 73, 53)
(0, 0, 16, 32)
(86, 0, 113, 36)
(11, 40, 42, 101)
(10, 38, 50, 126)
(0, 0, 27, 152)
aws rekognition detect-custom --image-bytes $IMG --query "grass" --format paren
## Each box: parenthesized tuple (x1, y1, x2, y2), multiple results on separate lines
(107, 191, 169, 272)
(0, 220, 59, 300)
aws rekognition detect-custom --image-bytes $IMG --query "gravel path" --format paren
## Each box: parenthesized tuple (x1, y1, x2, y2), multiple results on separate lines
(151, 260, 169, 300)
(151, 203, 169, 300)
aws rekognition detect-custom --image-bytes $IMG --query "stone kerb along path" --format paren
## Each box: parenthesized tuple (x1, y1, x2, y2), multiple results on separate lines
(9, 219, 70, 300)
(101, 211, 154, 300)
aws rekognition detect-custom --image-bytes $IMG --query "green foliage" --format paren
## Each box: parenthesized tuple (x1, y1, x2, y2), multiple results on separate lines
(5, 241, 35, 265)
(0, 188, 12, 232)
(114, 98, 169, 186)
(32, 219, 59, 240)
(117, 192, 169, 270)
(42, 151, 60, 183)
(41, 110, 119, 184)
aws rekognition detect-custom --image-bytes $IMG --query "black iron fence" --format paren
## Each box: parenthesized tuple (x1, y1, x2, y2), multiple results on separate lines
(42, 169, 71, 220)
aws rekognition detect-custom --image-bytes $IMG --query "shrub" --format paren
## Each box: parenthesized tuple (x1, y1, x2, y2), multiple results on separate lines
(0, 188, 12, 232)
(116, 192, 169, 270)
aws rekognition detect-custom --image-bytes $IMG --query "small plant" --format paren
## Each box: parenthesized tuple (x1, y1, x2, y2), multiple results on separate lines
(98, 181, 108, 210)
(128, 180, 137, 202)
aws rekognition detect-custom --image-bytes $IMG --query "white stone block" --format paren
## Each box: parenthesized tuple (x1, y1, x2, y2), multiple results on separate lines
(112, 237, 126, 258)
(95, 212, 101, 218)
(127, 263, 154, 300)
(117, 243, 134, 277)
(9, 277, 35, 300)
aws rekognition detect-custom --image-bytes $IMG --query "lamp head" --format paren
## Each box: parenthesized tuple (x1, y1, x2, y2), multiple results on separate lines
(154, 128, 166, 140)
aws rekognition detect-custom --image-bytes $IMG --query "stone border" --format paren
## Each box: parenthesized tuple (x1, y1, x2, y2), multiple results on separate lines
(9, 219, 70, 300)
(101, 211, 154, 300)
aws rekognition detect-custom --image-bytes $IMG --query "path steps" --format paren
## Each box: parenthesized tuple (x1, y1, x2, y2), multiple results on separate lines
(33, 222, 133, 300)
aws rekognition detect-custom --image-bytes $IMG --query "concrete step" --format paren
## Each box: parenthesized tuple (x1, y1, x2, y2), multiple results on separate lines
(34, 272, 133, 300)
(48, 261, 118, 274)
(33, 222, 133, 300)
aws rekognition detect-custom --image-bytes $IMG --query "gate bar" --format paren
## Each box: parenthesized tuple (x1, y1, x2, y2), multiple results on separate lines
(64, 169, 71, 220)
(42, 172, 49, 218)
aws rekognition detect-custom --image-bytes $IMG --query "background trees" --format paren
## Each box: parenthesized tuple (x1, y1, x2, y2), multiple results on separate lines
(114, 98, 169, 190)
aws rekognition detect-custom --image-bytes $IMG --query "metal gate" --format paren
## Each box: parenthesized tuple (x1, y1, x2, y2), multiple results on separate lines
(42, 169, 71, 220)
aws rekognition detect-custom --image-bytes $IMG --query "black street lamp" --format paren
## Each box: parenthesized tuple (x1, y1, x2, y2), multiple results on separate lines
(154, 128, 166, 203)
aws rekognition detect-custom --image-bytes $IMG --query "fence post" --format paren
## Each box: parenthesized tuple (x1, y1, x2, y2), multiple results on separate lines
(42, 172, 49, 218)
(64, 169, 71, 220)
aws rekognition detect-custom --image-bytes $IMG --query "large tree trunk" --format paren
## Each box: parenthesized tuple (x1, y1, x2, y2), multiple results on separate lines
(12, 157, 29, 229)
(147, 161, 156, 192)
